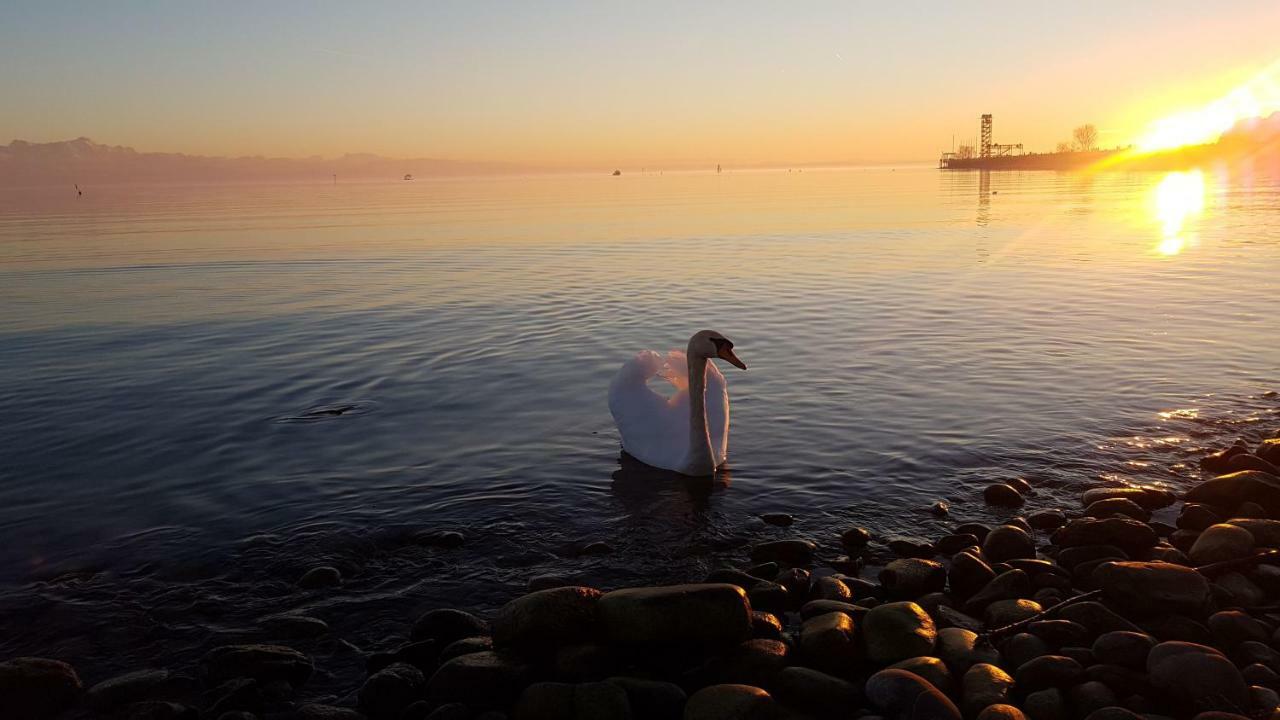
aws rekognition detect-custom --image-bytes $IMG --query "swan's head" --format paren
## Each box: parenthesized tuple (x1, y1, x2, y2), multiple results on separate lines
(688, 330, 746, 370)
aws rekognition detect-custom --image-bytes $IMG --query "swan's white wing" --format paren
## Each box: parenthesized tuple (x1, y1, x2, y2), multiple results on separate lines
(608, 350, 689, 473)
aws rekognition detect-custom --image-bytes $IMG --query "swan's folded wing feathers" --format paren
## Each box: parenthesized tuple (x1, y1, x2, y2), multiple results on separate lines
(608, 349, 691, 473)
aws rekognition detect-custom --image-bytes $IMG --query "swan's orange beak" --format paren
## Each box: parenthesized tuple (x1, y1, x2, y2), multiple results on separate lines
(718, 345, 747, 370)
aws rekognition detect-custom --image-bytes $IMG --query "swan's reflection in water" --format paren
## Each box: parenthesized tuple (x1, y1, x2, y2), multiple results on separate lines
(610, 452, 731, 514)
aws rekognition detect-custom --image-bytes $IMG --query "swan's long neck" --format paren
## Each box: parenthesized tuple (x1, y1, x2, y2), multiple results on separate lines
(684, 351, 716, 476)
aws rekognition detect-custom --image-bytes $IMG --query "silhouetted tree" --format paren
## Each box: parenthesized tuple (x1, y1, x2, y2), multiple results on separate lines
(1073, 124, 1098, 152)
(1055, 142, 1074, 153)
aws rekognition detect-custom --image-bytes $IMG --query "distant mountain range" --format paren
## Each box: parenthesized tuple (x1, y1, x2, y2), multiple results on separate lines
(0, 137, 535, 186)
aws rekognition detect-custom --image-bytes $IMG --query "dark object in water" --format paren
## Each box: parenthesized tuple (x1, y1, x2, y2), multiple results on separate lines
(612, 169, 621, 176)
(307, 405, 355, 417)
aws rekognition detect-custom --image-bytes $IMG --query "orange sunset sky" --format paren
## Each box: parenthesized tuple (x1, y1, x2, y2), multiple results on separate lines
(3, 1, 1280, 168)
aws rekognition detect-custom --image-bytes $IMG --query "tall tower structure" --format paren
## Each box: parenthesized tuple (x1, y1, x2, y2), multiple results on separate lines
(980, 114, 993, 159)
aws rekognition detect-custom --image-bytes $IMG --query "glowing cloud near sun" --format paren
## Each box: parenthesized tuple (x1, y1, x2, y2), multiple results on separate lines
(1135, 59, 1280, 152)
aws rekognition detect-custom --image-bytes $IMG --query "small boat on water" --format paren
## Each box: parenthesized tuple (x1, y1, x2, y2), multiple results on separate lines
(403, 173, 414, 181)
(612, 169, 621, 176)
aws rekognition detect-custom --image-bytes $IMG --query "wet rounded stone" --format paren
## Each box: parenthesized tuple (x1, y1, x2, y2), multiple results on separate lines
(201, 644, 313, 687)
(775, 567, 812, 598)
(863, 601, 938, 665)
(810, 575, 853, 602)
(1028, 510, 1067, 531)
(1056, 545, 1127, 571)
(880, 559, 946, 599)
(982, 525, 1035, 564)
(1081, 486, 1176, 511)
(1092, 562, 1211, 616)
(1023, 688, 1068, 720)
(759, 512, 794, 527)
(86, 669, 175, 712)
(889, 537, 937, 559)
(799, 610, 859, 673)
(984, 484, 1025, 508)
(890, 656, 954, 695)
(707, 639, 789, 687)
(705, 568, 764, 590)
(1215, 571, 1267, 606)
(493, 586, 601, 656)
(1185, 470, 1280, 516)
(1146, 641, 1250, 714)
(950, 551, 997, 601)
(961, 663, 1015, 717)
(1241, 662, 1279, 689)
(936, 627, 1001, 677)
(1052, 518, 1158, 556)
(842, 527, 873, 548)
(984, 599, 1042, 628)
(1069, 680, 1118, 718)
(746, 581, 788, 615)
(260, 614, 330, 639)
(1055, 602, 1142, 636)
(954, 523, 992, 542)
(1028, 620, 1089, 647)
(1084, 664, 1146, 695)
(552, 643, 616, 683)
(684, 684, 776, 720)
(865, 669, 962, 720)
(1250, 685, 1280, 713)
(297, 565, 343, 589)
(770, 666, 861, 715)
(1085, 707, 1145, 720)
(1189, 524, 1255, 565)
(0, 657, 83, 720)
(750, 611, 783, 641)
(1177, 504, 1225, 532)
(1206, 610, 1269, 649)
(513, 680, 631, 720)
(411, 608, 490, 645)
(1091, 631, 1156, 669)
(439, 636, 493, 664)
(965, 570, 1032, 615)
(606, 676, 685, 720)
(750, 539, 816, 565)
(937, 533, 981, 555)
(800, 599, 868, 622)
(427, 651, 528, 707)
(599, 583, 752, 649)
(1001, 633, 1051, 670)
(1015, 655, 1085, 691)
(359, 662, 425, 719)
(978, 705, 1028, 720)
(1084, 497, 1149, 521)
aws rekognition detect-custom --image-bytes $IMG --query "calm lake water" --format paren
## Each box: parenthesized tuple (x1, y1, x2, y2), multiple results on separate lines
(1, 166, 1277, 684)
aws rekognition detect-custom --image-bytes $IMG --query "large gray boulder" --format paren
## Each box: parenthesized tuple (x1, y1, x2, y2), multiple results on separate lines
(598, 583, 752, 649)
(863, 601, 937, 665)
(1185, 470, 1280, 515)
(1092, 561, 1211, 615)
(1146, 641, 1250, 714)
(0, 657, 83, 720)
(492, 586, 602, 656)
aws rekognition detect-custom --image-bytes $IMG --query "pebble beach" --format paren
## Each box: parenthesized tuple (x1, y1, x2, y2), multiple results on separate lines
(6, 431, 1280, 720)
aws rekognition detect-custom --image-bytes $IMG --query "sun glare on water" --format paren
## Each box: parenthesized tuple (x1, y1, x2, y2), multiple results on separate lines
(1152, 170, 1206, 256)
(1135, 59, 1280, 152)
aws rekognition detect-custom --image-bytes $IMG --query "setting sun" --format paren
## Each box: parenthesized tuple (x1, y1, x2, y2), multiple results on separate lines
(1135, 58, 1280, 152)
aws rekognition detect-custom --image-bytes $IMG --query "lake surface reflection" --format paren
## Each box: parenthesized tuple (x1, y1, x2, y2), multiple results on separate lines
(0, 166, 1277, 681)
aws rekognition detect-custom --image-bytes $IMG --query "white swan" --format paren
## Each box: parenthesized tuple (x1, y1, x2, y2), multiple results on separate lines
(608, 330, 746, 476)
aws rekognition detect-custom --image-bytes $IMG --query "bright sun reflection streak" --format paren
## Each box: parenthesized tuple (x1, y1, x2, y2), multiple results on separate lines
(1153, 171, 1206, 256)
(1136, 59, 1280, 152)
